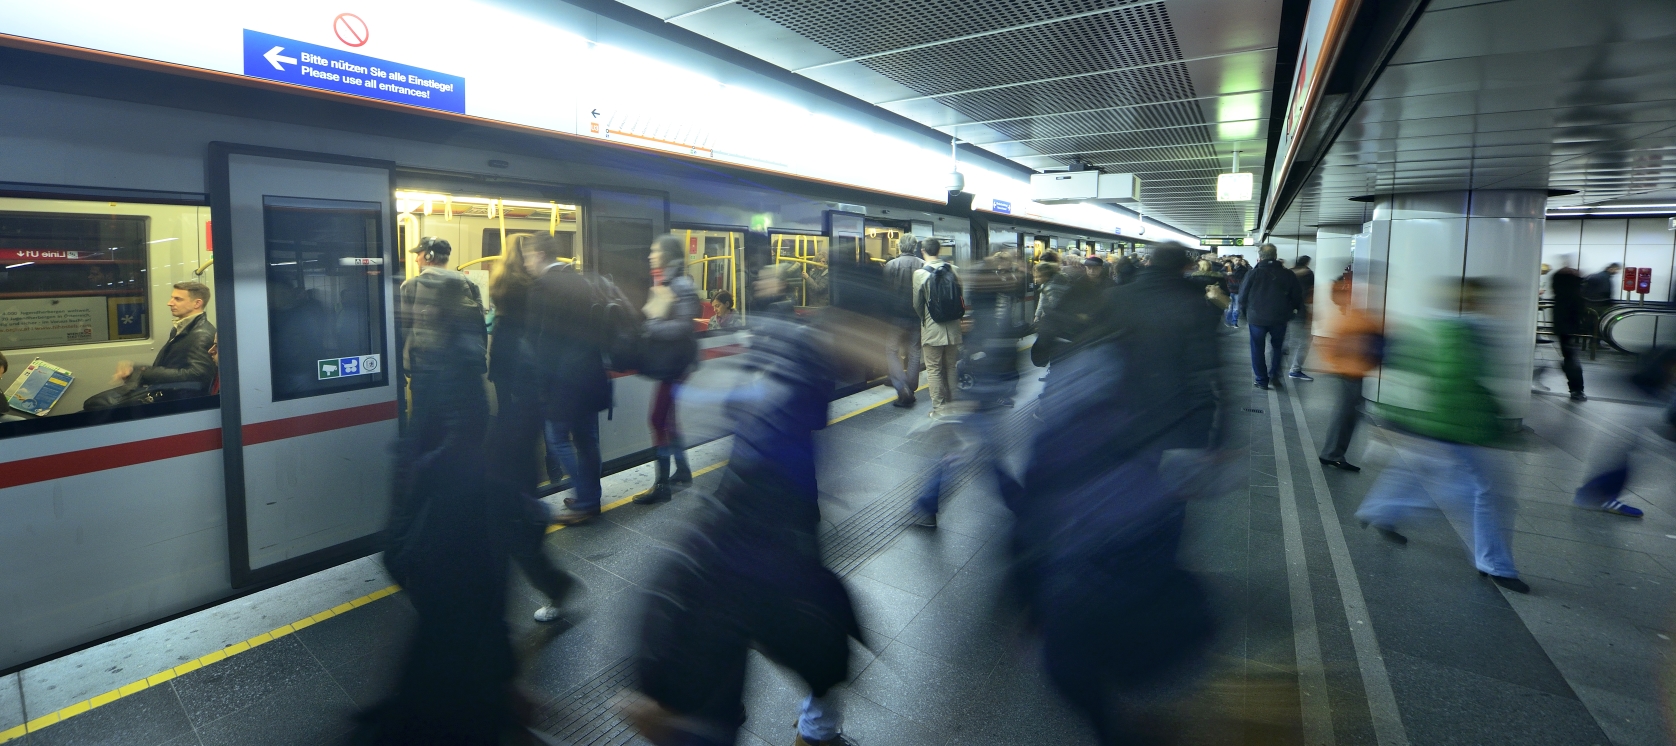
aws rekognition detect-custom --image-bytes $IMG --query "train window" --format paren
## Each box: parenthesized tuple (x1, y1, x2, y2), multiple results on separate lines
(598, 217, 655, 309)
(263, 197, 388, 401)
(771, 234, 830, 309)
(0, 197, 214, 424)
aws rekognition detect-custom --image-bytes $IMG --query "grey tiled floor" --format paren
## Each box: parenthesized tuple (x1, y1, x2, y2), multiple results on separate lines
(9, 343, 1673, 745)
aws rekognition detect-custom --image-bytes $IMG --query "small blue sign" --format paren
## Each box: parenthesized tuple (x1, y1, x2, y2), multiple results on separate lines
(992, 199, 1012, 214)
(242, 29, 465, 114)
(115, 300, 145, 337)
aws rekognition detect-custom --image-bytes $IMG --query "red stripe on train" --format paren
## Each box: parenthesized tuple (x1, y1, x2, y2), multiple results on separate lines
(0, 428, 223, 490)
(0, 400, 400, 490)
(241, 400, 399, 446)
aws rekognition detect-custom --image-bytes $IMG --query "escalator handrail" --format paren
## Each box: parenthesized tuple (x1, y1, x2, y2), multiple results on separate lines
(1599, 306, 1676, 353)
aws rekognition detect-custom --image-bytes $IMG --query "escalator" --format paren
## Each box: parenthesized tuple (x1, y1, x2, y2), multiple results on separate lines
(1600, 303, 1676, 353)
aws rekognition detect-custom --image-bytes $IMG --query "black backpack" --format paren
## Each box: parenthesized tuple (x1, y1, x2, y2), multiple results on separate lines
(920, 263, 965, 324)
(581, 273, 645, 372)
(401, 272, 487, 373)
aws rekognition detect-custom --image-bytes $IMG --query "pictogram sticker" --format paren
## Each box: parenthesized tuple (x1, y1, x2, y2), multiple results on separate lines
(334, 13, 369, 47)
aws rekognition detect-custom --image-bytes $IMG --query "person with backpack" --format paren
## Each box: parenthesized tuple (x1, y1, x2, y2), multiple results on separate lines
(913, 238, 964, 417)
(398, 237, 488, 458)
(882, 235, 925, 407)
(1238, 245, 1304, 389)
(517, 235, 613, 526)
(639, 235, 702, 504)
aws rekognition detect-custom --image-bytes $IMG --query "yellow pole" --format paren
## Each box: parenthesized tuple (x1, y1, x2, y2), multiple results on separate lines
(497, 199, 506, 267)
(549, 202, 557, 236)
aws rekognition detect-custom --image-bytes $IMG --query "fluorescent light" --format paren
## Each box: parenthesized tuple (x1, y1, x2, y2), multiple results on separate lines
(147, 237, 178, 244)
(1217, 172, 1253, 202)
(5, 262, 33, 268)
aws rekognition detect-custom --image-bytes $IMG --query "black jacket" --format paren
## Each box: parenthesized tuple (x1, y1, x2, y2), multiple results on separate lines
(1550, 268, 1587, 335)
(1238, 260, 1303, 327)
(524, 265, 610, 419)
(399, 268, 487, 376)
(1582, 270, 1616, 304)
(135, 313, 218, 398)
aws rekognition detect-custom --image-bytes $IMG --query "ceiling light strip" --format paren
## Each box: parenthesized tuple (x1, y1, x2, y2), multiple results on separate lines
(663, 0, 740, 23)
(791, 0, 1169, 73)
(875, 47, 1278, 105)
(939, 89, 1269, 128)
(1029, 137, 1269, 159)
(981, 119, 1265, 145)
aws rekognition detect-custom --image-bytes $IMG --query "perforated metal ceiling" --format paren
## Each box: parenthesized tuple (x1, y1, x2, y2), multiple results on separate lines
(626, 0, 1281, 237)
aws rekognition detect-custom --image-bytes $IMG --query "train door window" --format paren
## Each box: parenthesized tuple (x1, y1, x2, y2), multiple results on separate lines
(672, 228, 744, 329)
(262, 197, 387, 401)
(0, 197, 214, 425)
(771, 234, 829, 309)
(599, 217, 655, 309)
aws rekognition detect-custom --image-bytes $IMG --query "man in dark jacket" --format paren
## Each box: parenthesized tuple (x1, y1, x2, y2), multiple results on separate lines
(1239, 245, 1304, 389)
(881, 236, 925, 407)
(398, 238, 488, 455)
(522, 237, 612, 525)
(1549, 261, 1588, 400)
(85, 281, 217, 410)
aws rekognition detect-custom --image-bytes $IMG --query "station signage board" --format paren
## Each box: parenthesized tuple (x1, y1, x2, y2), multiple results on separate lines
(242, 29, 464, 113)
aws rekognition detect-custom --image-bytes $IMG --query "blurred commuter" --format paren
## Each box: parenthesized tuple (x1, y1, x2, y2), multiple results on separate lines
(883, 235, 926, 407)
(1111, 255, 1137, 285)
(1582, 262, 1621, 320)
(640, 235, 702, 504)
(913, 255, 1028, 526)
(1549, 259, 1588, 400)
(914, 238, 964, 415)
(395, 239, 488, 466)
(1016, 244, 1230, 743)
(1032, 261, 1069, 325)
(1571, 349, 1676, 518)
(517, 236, 612, 526)
(1186, 259, 1222, 290)
(1286, 255, 1316, 381)
(1355, 278, 1527, 593)
(1317, 274, 1382, 471)
(707, 290, 740, 331)
(629, 267, 862, 746)
(1229, 256, 1251, 307)
(489, 234, 536, 416)
(1239, 245, 1304, 389)
(84, 281, 218, 410)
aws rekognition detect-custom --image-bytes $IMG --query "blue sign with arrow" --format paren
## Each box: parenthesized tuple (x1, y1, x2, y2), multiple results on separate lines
(241, 29, 465, 114)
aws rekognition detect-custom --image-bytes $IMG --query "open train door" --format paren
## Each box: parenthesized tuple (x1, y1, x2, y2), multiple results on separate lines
(209, 144, 400, 587)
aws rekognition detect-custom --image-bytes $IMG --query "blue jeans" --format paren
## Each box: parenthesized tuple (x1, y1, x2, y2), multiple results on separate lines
(915, 404, 1021, 515)
(1356, 435, 1517, 578)
(544, 414, 603, 510)
(886, 323, 923, 400)
(1248, 323, 1287, 384)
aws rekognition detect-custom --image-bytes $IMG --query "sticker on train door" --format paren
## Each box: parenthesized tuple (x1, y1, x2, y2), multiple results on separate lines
(318, 354, 381, 379)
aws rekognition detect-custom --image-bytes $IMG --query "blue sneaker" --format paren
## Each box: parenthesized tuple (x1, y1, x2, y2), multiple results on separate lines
(1288, 370, 1314, 381)
(1576, 494, 1644, 518)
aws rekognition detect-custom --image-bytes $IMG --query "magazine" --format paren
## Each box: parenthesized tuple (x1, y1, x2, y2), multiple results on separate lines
(4, 358, 74, 416)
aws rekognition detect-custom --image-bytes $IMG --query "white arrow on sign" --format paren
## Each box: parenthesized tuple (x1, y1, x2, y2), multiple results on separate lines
(263, 46, 298, 70)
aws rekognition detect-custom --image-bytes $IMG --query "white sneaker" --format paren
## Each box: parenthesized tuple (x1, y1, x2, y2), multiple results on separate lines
(533, 604, 563, 623)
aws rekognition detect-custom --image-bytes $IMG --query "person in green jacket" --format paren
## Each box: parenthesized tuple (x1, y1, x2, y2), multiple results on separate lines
(1354, 278, 1526, 593)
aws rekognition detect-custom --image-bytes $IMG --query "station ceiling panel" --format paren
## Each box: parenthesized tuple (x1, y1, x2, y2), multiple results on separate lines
(622, 0, 1284, 237)
(1276, 0, 1676, 235)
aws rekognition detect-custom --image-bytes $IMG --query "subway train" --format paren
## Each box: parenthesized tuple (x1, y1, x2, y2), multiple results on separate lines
(0, 77, 1144, 674)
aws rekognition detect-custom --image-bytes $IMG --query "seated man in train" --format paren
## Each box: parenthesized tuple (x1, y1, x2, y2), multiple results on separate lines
(83, 281, 218, 410)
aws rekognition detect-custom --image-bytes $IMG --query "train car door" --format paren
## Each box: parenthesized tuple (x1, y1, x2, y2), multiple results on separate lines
(210, 144, 400, 587)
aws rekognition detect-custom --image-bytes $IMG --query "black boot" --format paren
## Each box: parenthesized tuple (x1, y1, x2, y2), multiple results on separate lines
(670, 454, 693, 488)
(636, 455, 672, 504)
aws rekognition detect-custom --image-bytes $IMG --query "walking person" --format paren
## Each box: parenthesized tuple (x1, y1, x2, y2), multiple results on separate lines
(396, 238, 488, 466)
(1286, 255, 1316, 381)
(1354, 279, 1527, 593)
(627, 270, 863, 746)
(882, 235, 925, 407)
(1549, 258, 1589, 401)
(914, 238, 964, 417)
(1238, 245, 1304, 389)
(1317, 273, 1382, 471)
(517, 236, 613, 526)
(488, 235, 535, 417)
(639, 234, 702, 504)
(1570, 348, 1675, 517)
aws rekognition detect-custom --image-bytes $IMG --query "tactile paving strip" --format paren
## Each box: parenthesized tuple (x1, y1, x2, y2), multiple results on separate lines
(534, 402, 1038, 743)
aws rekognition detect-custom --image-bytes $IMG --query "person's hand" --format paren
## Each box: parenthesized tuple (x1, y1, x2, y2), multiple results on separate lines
(112, 361, 134, 385)
(643, 285, 675, 319)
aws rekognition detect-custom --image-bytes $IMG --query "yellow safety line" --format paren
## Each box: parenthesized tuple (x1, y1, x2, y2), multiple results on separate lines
(0, 584, 402, 742)
(0, 385, 923, 742)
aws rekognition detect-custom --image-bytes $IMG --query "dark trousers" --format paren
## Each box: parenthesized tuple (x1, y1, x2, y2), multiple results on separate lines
(1320, 375, 1364, 461)
(1558, 333, 1585, 394)
(1248, 324, 1287, 384)
(885, 323, 923, 401)
(485, 390, 577, 606)
(544, 412, 603, 510)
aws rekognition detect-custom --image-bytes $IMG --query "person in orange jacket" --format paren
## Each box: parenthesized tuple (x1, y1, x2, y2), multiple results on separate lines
(1317, 273, 1383, 471)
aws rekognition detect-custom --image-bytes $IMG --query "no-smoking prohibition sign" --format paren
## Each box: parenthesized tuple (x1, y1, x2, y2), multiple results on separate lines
(334, 13, 369, 47)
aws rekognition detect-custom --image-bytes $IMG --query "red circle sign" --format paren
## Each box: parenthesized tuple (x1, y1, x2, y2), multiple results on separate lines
(333, 13, 369, 47)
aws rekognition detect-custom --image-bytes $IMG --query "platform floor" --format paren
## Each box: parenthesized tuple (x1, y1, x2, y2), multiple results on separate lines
(3, 336, 1672, 746)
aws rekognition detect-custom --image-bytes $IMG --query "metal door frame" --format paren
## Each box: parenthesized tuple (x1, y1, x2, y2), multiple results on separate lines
(208, 142, 399, 588)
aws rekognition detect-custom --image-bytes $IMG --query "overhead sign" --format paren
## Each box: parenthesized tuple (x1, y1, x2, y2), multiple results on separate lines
(242, 29, 464, 114)
(0, 249, 109, 263)
(991, 199, 1012, 214)
(317, 354, 382, 380)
